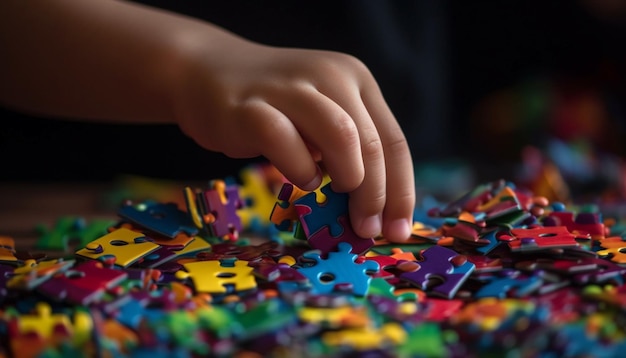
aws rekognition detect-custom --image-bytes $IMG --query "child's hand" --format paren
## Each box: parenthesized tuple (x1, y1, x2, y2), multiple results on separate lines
(0, 0, 415, 242)
(173, 37, 415, 242)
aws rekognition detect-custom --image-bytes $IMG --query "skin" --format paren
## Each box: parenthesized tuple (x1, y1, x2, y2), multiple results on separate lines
(0, 0, 415, 242)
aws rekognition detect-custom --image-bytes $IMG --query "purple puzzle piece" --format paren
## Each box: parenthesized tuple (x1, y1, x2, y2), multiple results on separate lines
(254, 262, 308, 283)
(400, 245, 475, 299)
(572, 257, 626, 285)
(200, 183, 243, 238)
(307, 216, 374, 255)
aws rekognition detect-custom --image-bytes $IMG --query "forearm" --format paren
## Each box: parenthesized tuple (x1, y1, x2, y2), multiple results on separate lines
(0, 0, 244, 123)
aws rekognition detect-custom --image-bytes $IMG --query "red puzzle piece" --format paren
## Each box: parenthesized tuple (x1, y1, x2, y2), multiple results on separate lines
(37, 260, 127, 305)
(498, 226, 580, 252)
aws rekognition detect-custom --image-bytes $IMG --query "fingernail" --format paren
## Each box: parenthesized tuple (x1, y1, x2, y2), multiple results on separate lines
(388, 219, 412, 242)
(302, 175, 322, 191)
(359, 215, 382, 238)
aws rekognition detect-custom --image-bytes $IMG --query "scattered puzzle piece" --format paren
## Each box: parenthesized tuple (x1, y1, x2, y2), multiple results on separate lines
(118, 201, 198, 239)
(498, 226, 581, 252)
(307, 216, 375, 255)
(596, 236, 626, 263)
(297, 242, 379, 296)
(175, 258, 256, 294)
(400, 245, 475, 299)
(294, 182, 349, 238)
(198, 180, 244, 239)
(37, 260, 128, 305)
(270, 182, 308, 231)
(75, 227, 160, 267)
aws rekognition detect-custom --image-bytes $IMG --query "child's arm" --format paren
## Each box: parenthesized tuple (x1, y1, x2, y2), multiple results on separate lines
(0, 0, 415, 242)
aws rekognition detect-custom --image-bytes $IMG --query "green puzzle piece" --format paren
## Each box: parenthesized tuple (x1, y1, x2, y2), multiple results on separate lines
(36, 217, 116, 252)
(398, 322, 449, 358)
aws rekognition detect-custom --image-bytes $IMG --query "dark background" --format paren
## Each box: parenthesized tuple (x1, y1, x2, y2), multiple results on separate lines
(2, 0, 625, 183)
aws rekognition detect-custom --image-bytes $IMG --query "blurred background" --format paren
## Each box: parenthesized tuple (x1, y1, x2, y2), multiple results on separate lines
(1, 0, 625, 203)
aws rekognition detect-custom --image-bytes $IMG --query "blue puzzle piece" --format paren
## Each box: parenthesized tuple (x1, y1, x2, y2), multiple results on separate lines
(118, 201, 198, 239)
(475, 230, 502, 255)
(474, 270, 543, 299)
(297, 242, 379, 296)
(294, 182, 348, 238)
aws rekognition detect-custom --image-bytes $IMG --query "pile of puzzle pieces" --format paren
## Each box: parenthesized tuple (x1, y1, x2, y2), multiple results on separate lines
(3, 164, 626, 357)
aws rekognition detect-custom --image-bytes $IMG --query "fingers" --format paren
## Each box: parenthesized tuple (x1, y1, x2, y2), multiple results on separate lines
(223, 56, 414, 243)
(361, 82, 415, 242)
(235, 99, 323, 191)
(313, 66, 414, 242)
(267, 83, 366, 193)
(266, 75, 414, 243)
(312, 85, 388, 239)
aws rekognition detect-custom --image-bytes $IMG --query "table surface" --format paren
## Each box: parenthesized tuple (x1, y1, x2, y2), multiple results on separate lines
(0, 177, 201, 251)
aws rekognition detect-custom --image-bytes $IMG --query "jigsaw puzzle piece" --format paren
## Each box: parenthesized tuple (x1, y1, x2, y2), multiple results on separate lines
(321, 322, 406, 352)
(170, 236, 212, 258)
(297, 242, 379, 296)
(118, 200, 198, 239)
(441, 215, 482, 243)
(543, 209, 606, 240)
(298, 304, 370, 329)
(498, 226, 581, 252)
(474, 184, 518, 213)
(132, 246, 178, 268)
(429, 180, 505, 217)
(596, 236, 626, 263)
(37, 260, 128, 305)
(175, 258, 256, 294)
(571, 257, 626, 285)
(364, 254, 399, 279)
(400, 245, 475, 299)
(198, 240, 283, 263)
(474, 270, 543, 299)
(254, 261, 308, 286)
(34, 216, 84, 252)
(270, 182, 307, 231)
(294, 182, 349, 238)
(8, 301, 94, 356)
(0, 236, 18, 264)
(199, 180, 244, 239)
(75, 227, 160, 268)
(469, 230, 504, 255)
(7, 258, 75, 290)
(237, 163, 288, 230)
(408, 221, 443, 243)
(307, 215, 375, 255)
